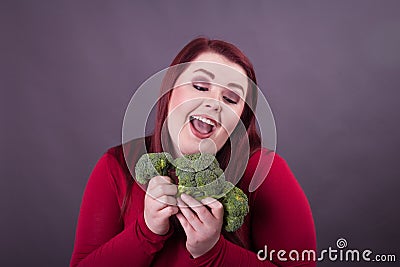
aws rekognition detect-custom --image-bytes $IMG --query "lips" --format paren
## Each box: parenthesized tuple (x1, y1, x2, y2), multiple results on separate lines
(189, 115, 218, 139)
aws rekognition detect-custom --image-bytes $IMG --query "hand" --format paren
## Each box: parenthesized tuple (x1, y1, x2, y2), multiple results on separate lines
(176, 194, 224, 258)
(144, 176, 179, 235)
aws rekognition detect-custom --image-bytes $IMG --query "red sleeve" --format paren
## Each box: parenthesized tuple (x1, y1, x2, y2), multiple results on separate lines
(192, 153, 317, 267)
(70, 152, 173, 267)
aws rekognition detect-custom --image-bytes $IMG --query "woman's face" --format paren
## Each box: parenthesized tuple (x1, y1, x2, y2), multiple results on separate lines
(166, 52, 248, 156)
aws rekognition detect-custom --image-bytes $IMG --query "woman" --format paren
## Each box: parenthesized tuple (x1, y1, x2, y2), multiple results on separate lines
(70, 37, 317, 266)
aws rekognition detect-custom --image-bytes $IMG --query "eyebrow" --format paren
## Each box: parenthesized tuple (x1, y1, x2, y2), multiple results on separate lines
(193, 68, 244, 96)
(193, 68, 215, 79)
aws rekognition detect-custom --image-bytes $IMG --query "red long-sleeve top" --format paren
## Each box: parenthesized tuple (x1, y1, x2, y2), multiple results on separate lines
(70, 145, 316, 267)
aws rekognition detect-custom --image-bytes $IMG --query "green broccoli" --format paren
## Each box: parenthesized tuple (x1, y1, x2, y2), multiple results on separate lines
(174, 153, 227, 200)
(134, 152, 249, 232)
(134, 152, 173, 184)
(220, 185, 249, 232)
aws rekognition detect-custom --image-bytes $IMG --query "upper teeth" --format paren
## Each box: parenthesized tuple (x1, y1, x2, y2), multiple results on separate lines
(191, 115, 216, 127)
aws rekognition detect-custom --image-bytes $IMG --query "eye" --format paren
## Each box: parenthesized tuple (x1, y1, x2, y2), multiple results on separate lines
(193, 84, 209, 91)
(223, 91, 240, 105)
(223, 96, 238, 104)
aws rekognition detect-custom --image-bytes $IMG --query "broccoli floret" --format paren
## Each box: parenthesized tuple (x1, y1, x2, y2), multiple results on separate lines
(134, 152, 173, 184)
(220, 185, 249, 232)
(224, 216, 245, 233)
(174, 153, 219, 172)
(174, 153, 226, 200)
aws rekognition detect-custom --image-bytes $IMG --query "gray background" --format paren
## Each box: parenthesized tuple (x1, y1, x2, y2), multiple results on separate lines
(1, 1, 399, 266)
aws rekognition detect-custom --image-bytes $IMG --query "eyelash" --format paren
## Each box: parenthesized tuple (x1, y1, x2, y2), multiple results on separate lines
(223, 96, 237, 104)
(192, 84, 238, 104)
(193, 84, 208, 92)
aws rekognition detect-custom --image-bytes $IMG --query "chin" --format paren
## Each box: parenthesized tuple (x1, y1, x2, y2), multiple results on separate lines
(176, 129, 227, 155)
(179, 146, 200, 155)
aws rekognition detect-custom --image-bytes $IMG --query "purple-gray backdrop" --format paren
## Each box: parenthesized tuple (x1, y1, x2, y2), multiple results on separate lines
(1, 1, 399, 266)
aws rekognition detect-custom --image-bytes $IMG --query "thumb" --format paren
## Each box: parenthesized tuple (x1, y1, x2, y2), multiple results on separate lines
(201, 197, 224, 220)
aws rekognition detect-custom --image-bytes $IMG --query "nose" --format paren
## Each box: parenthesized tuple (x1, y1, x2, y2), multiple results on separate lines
(204, 96, 222, 112)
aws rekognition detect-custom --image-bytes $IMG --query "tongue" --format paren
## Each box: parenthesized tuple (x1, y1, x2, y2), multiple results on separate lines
(192, 119, 212, 134)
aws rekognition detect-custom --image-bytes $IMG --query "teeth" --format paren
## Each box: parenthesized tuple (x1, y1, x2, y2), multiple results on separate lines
(190, 115, 216, 127)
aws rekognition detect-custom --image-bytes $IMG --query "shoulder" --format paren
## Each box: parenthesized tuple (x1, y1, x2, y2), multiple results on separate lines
(246, 149, 310, 207)
(86, 145, 128, 194)
(238, 148, 300, 195)
(104, 144, 125, 169)
(244, 149, 313, 219)
(91, 144, 125, 178)
(247, 148, 289, 173)
(87, 142, 143, 206)
(104, 137, 149, 175)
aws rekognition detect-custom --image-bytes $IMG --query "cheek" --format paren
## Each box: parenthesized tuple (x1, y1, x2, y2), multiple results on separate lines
(235, 103, 245, 119)
(167, 87, 198, 142)
(168, 88, 185, 112)
(168, 86, 199, 113)
(223, 104, 244, 131)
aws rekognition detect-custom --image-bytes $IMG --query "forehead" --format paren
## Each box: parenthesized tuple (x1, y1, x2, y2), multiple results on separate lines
(192, 52, 247, 76)
(175, 52, 249, 95)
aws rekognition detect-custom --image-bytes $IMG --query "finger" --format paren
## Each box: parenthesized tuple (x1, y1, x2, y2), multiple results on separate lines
(201, 197, 224, 220)
(151, 184, 178, 198)
(177, 197, 203, 229)
(176, 212, 195, 234)
(180, 193, 203, 208)
(157, 195, 177, 207)
(159, 205, 179, 217)
(148, 176, 174, 190)
(149, 195, 177, 211)
(158, 175, 173, 183)
(146, 194, 166, 211)
(181, 194, 213, 223)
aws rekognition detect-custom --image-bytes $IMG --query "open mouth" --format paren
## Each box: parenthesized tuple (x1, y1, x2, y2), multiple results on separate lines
(189, 115, 218, 139)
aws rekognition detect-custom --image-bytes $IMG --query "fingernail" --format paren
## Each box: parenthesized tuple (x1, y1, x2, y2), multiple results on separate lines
(177, 197, 183, 206)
